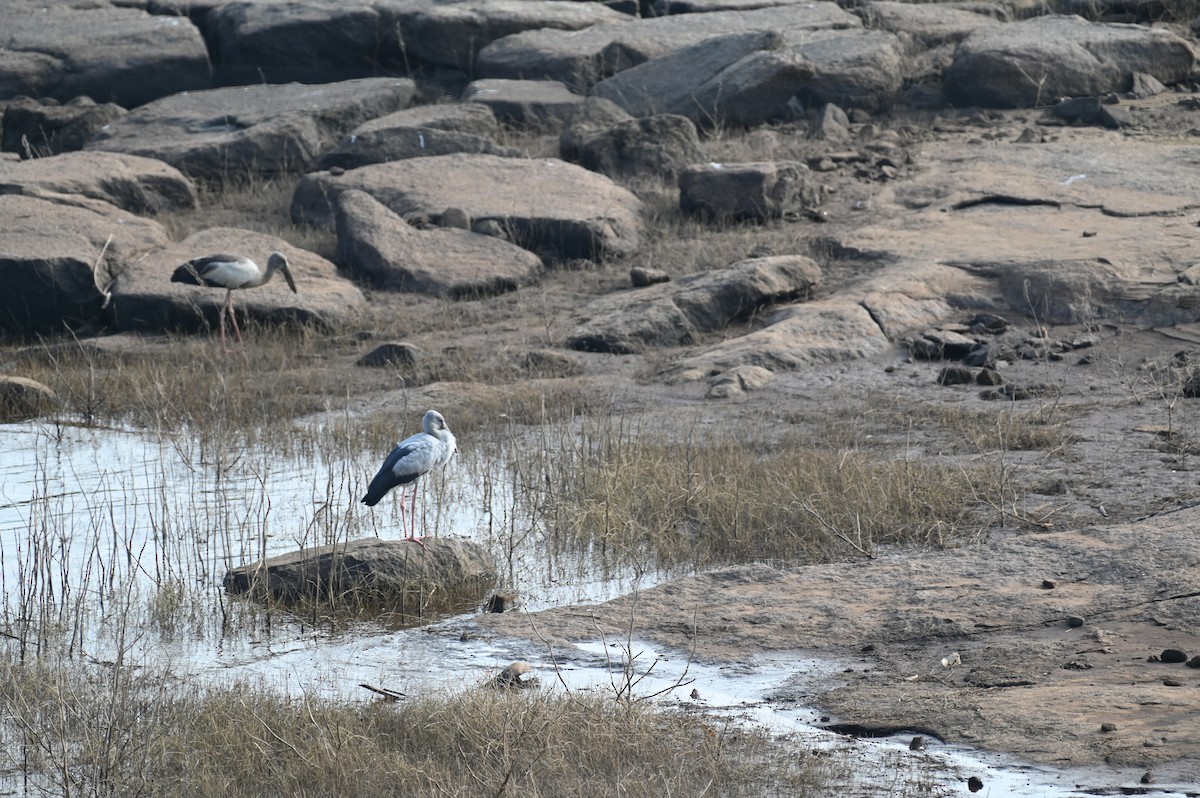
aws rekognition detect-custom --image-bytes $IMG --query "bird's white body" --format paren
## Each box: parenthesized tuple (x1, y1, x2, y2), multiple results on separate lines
(171, 252, 297, 349)
(362, 410, 457, 539)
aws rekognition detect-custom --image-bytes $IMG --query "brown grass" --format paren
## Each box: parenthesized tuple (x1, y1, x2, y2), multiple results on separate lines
(0, 661, 834, 798)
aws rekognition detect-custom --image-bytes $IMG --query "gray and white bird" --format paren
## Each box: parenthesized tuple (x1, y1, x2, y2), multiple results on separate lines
(362, 410, 457, 541)
(171, 252, 297, 350)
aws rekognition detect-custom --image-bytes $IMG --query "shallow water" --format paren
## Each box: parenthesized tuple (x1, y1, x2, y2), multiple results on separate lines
(0, 421, 1192, 797)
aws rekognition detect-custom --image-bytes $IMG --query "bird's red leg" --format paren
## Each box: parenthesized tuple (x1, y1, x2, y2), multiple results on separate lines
(218, 296, 229, 352)
(226, 291, 244, 348)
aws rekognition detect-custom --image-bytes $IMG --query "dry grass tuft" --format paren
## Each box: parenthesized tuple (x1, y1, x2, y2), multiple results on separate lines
(0, 661, 833, 797)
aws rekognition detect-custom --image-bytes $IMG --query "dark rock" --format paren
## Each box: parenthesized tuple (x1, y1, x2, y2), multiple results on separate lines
(963, 344, 995, 367)
(523, 348, 581, 377)
(937, 365, 975, 386)
(491, 661, 537, 689)
(1, 97, 125, 157)
(1068, 615, 1085, 627)
(224, 536, 498, 617)
(1160, 648, 1189, 663)
(968, 312, 1009, 334)
(319, 104, 514, 171)
(88, 78, 415, 180)
(0, 4, 211, 108)
(463, 79, 587, 132)
(1049, 96, 1105, 126)
(1187, 656, 1200, 668)
(679, 161, 807, 221)
(485, 592, 519, 613)
(560, 114, 703, 181)
(0, 376, 56, 421)
(1041, 579, 1057, 589)
(1141, 771, 1154, 784)
(908, 735, 926, 751)
(357, 342, 423, 369)
(976, 368, 1003, 386)
(967, 775, 984, 792)
(1100, 722, 1118, 732)
(631, 267, 670, 287)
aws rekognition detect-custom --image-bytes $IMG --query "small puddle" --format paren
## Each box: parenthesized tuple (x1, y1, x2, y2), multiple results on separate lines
(0, 422, 1194, 797)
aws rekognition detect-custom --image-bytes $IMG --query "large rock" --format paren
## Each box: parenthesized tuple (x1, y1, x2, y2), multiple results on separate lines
(0, 377, 56, 422)
(568, 255, 821, 354)
(476, 3, 861, 89)
(209, 1, 408, 85)
(402, 1, 630, 73)
(0, 151, 198, 215)
(0, 4, 211, 107)
(334, 189, 543, 298)
(463, 79, 588, 132)
(560, 113, 703, 181)
(594, 31, 815, 127)
(0, 194, 169, 336)
(679, 161, 808, 220)
(292, 154, 644, 261)
(319, 104, 515, 170)
(1, 97, 126, 157)
(223, 536, 498, 615)
(784, 29, 905, 112)
(87, 78, 416, 179)
(944, 15, 1197, 108)
(860, 1, 999, 48)
(104, 228, 366, 334)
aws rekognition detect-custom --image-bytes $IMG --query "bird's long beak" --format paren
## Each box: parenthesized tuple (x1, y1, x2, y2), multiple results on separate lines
(280, 261, 298, 293)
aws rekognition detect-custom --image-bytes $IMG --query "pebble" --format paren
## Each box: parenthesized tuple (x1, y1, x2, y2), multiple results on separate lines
(1067, 616, 1085, 627)
(1160, 649, 1188, 663)
(1187, 656, 1200, 668)
(1041, 579, 1057, 589)
(1101, 722, 1118, 732)
(909, 736, 926, 751)
(1141, 771, 1154, 784)
(967, 775, 984, 792)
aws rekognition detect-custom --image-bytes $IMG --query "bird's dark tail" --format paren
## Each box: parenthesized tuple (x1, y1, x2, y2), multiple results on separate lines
(361, 490, 382, 507)
(170, 263, 203, 285)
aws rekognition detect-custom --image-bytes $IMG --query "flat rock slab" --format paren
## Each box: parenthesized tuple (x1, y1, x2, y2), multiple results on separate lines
(87, 78, 415, 180)
(105, 227, 365, 334)
(945, 15, 1197, 108)
(478, 503, 1200, 782)
(679, 160, 808, 220)
(463, 79, 587, 132)
(293, 153, 643, 261)
(225, 536, 498, 617)
(0, 193, 169, 335)
(569, 255, 821, 354)
(476, 3, 861, 89)
(334, 189, 543, 298)
(861, 0, 999, 48)
(848, 139, 1200, 326)
(0, 151, 197, 214)
(209, 1, 408, 85)
(319, 104, 515, 170)
(1, 97, 126, 157)
(403, 0, 630, 73)
(0, 4, 210, 107)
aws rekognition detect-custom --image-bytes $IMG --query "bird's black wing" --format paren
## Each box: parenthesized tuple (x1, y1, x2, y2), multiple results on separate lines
(361, 438, 432, 506)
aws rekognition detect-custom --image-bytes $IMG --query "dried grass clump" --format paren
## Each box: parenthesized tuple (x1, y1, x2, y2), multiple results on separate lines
(547, 421, 985, 571)
(0, 660, 832, 798)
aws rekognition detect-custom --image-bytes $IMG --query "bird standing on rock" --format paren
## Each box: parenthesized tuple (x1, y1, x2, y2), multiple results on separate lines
(171, 252, 297, 350)
(362, 410, 457, 541)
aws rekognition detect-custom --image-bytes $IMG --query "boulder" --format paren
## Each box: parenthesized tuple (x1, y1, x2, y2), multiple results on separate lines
(334, 189, 543, 298)
(104, 228, 365, 334)
(0, 4, 211, 108)
(87, 78, 415, 180)
(319, 104, 515, 170)
(785, 29, 905, 112)
(292, 153, 644, 261)
(594, 31, 815, 127)
(357, 341, 424, 369)
(402, 1, 630, 73)
(568, 255, 821, 353)
(223, 536, 498, 616)
(0, 376, 56, 422)
(476, 3, 861, 90)
(0, 194, 169, 336)
(705, 364, 775, 399)
(463, 79, 587, 132)
(679, 161, 808, 220)
(560, 114, 703, 181)
(0, 151, 198, 215)
(209, 2, 407, 85)
(944, 15, 1197, 108)
(859, 1, 999, 48)
(1, 97, 126, 157)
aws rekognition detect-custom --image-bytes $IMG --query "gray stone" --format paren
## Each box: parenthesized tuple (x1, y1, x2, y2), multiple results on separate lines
(319, 104, 514, 170)
(88, 78, 415, 180)
(785, 29, 905, 112)
(0, 4, 211, 108)
(679, 161, 807, 221)
(463, 79, 587, 132)
(0, 151, 197, 215)
(293, 154, 643, 261)
(1, 97, 125, 157)
(223, 536, 498, 615)
(561, 114, 703, 181)
(334, 189, 542, 298)
(357, 342, 424, 369)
